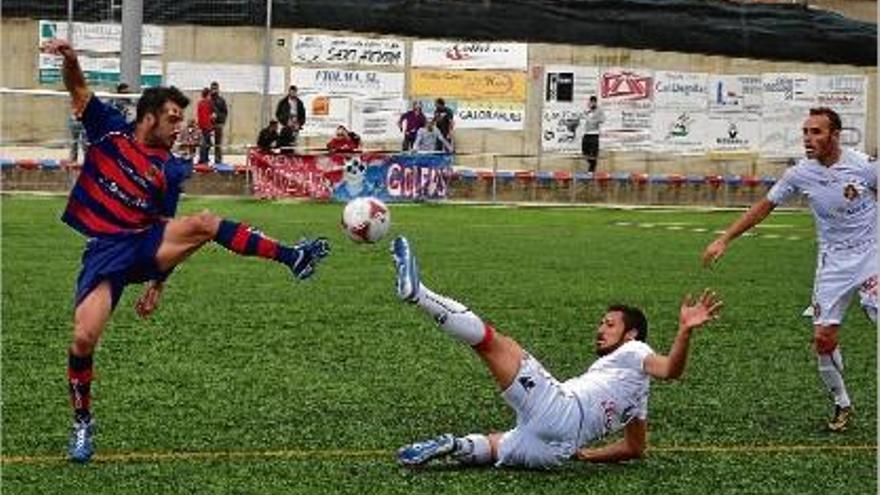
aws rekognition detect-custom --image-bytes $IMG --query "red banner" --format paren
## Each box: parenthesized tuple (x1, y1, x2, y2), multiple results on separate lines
(249, 150, 340, 200)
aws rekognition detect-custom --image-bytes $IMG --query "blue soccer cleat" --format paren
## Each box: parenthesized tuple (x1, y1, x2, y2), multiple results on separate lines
(68, 418, 95, 463)
(391, 236, 420, 302)
(397, 433, 455, 466)
(289, 237, 331, 280)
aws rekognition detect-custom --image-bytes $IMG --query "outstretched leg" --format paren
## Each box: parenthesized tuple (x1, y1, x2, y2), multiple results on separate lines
(392, 236, 532, 468)
(155, 210, 330, 280)
(392, 236, 523, 389)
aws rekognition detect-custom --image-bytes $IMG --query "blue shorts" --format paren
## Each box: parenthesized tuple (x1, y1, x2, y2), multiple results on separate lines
(74, 222, 171, 309)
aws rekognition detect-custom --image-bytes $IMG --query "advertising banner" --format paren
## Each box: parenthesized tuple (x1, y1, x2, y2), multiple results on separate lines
(411, 41, 527, 70)
(600, 68, 655, 150)
(39, 54, 162, 86)
(292, 68, 405, 98)
(409, 69, 527, 102)
(707, 75, 762, 113)
(39, 20, 165, 54)
(652, 71, 709, 111)
(651, 109, 709, 153)
(541, 107, 586, 154)
(762, 73, 817, 108)
(544, 65, 600, 105)
(166, 62, 286, 94)
(708, 113, 760, 151)
(249, 150, 452, 202)
(292, 34, 405, 67)
(815, 74, 867, 111)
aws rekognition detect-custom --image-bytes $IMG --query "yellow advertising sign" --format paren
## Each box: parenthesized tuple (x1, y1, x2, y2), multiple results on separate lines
(409, 69, 527, 102)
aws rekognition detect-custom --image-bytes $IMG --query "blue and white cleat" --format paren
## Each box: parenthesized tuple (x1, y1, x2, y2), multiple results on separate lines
(289, 237, 332, 281)
(397, 433, 455, 466)
(68, 418, 95, 463)
(391, 236, 420, 302)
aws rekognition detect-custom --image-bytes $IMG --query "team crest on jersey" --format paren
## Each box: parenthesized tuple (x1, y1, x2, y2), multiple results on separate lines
(843, 184, 859, 200)
(518, 376, 536, 391)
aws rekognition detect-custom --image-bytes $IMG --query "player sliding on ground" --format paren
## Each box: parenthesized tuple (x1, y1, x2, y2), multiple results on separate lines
(390, 236, 722, 469)
(43, 38, 331, 463)
(702, 107, 876, 432)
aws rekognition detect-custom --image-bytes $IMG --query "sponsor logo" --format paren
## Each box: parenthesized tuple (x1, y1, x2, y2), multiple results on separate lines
(601, 71, 652, 100)
(518, 376, 536, 391)
(667, 113, 692, 138)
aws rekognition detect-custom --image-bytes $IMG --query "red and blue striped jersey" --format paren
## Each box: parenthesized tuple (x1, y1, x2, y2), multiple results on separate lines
(62, 96, 191, 238)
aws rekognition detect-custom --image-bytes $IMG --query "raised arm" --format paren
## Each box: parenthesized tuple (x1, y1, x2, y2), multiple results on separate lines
(643, 290, 722, 380)
(40, 39, 91, 116)
(702, 198, 775, 267)
(576, 418, 646, 463)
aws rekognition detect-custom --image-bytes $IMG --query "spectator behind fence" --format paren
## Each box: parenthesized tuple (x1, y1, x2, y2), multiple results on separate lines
(176, 118, 201, 160)
(581, 95, 605, 173)
(326, 125, 361, 153)
(109, 83, 135, 123)
(196, 88, 214, 164)
(433, 98, 455, 151)
(413, 119, 452, 153)
(275, 85, 306, 150)
(257, 120, 280, 152)
(210, 81, 229, 164)
(399, 101, 426, 151)
(67, 112, 87, 162)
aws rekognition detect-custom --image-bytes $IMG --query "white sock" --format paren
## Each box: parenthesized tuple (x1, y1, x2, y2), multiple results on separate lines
(452, 434, 493, 465)
(416, 284, 490, 346)
(818, 348, 851, 408)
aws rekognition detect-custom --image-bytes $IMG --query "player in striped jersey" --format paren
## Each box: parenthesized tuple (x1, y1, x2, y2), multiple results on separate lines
(42, 39, 332, 463)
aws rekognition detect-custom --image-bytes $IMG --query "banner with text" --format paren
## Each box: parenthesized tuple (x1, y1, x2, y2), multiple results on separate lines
(249, 150, 452, 202)
(39, 20, 165, 54)
(410, 69, 527, 102)
(292, 34, 405, 67)
(600, 68, 655, 150)
(292, 68, 405, 98)
(541, 66, 599, 153)
(708, 75, 762, 113)
(411, 41, 527, 70)
(651, 71, 708, 152)
(418, 99, 524, 130)
(39, 54, 162, 86)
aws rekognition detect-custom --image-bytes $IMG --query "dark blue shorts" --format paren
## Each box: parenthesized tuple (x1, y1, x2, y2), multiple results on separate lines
(74, 222, 171, 310)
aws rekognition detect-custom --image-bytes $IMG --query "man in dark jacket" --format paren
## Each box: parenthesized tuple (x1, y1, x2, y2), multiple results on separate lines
(210, 81, 229, 163)
(257, 120, 279, 152)
(275, 85, 306, 149)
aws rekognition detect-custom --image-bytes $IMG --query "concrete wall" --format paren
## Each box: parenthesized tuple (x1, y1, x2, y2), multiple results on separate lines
(2, 18, 876, 176)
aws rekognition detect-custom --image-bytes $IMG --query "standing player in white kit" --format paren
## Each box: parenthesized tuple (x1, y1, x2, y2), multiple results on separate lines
(703, 107, 877, 432)
(391, 236, 722, 469)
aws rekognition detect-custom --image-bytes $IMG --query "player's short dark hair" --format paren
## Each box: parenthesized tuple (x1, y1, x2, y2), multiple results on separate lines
(136, 86, 189, 123)
(809, 107, 842, 131)
(607, 304, 648, 342)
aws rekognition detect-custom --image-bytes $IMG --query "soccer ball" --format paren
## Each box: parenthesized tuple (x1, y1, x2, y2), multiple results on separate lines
(341, 196, 391, 243)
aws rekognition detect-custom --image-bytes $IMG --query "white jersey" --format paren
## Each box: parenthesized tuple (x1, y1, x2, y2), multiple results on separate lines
(767, 149, 877, 253)
(563, 340, 654, 441)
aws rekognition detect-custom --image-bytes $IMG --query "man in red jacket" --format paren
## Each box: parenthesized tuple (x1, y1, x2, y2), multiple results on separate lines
(196, 88, 214, 164)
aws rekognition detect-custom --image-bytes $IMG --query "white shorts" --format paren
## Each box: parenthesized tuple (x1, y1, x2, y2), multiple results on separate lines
(495, 354, 582, 469)
(812, 244, 877, 326)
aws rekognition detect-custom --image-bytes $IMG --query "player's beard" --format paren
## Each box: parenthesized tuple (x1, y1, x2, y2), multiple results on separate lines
(595, 334, 627, 357)
(146, 123, 174, 150)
